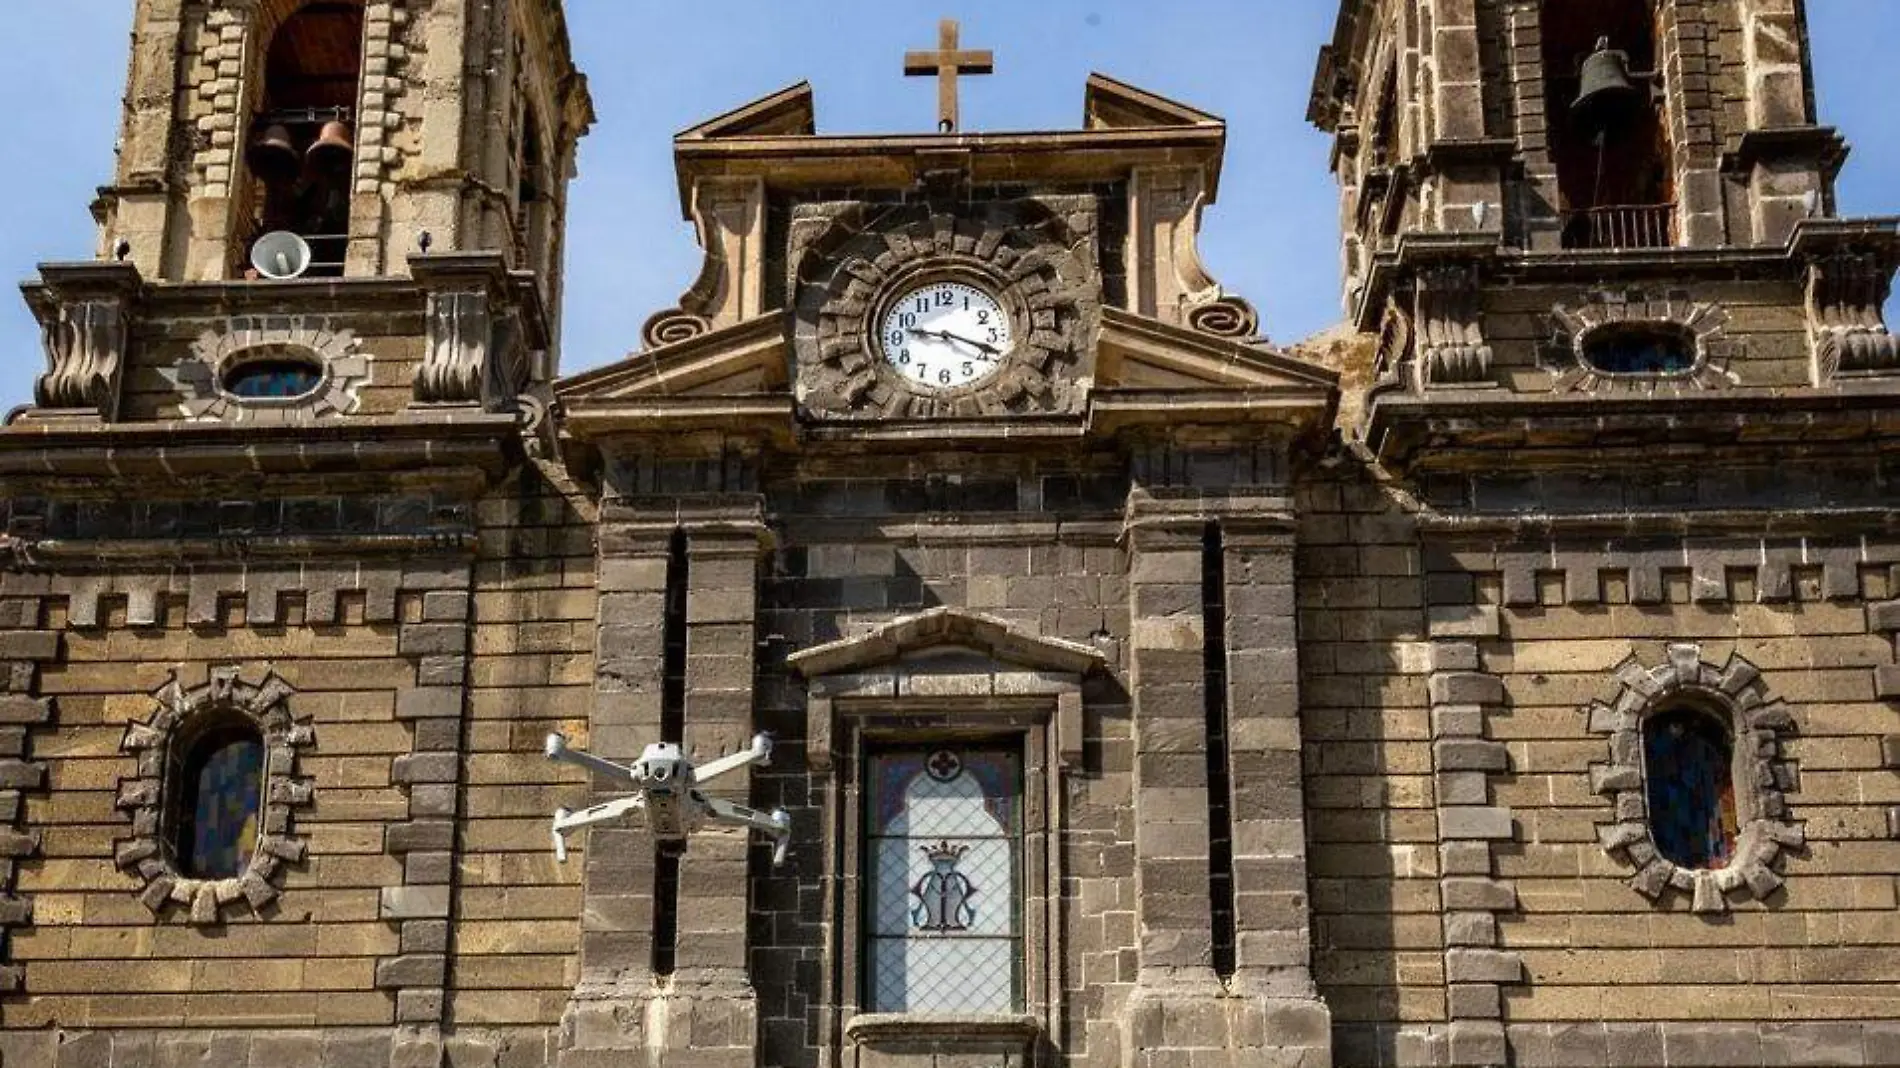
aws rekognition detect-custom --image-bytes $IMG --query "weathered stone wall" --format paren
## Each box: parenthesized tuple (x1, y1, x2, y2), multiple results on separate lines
(0, 462, 594, 1067)
(1300, 435, 1900, 1066)
(1298, 458, 1444, 1064)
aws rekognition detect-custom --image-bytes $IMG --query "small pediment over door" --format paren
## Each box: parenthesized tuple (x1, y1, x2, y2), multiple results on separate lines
(788, 608, 1106, 771)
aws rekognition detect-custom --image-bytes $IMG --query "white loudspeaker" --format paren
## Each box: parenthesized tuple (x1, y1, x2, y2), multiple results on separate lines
(250, 231, 313, 281)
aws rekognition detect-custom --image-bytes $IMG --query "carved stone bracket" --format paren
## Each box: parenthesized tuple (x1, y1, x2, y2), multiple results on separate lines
(20, 261, 143, 422)
(166, 315, 370, 423)
(1585, 645, 1803, 915)
(115, 664, 316, 926)
(410, 252, 545, 410)
(1547, 289, 1739, 393)
(1413, 263, 1492, 387)
(1368, 297, 1415, 393)
(1807, 247, 1900, 377)
(642, 177, 767, 351)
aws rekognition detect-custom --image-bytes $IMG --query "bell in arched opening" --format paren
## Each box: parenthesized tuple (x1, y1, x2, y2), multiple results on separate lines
(305, 120, 356, 177)
(1572, 36, 1642, 135)
(245, 124, 300, 185)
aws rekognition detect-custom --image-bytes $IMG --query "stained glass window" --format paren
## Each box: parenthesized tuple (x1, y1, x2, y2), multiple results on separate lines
(1582, 327, 1697, 375)
(865, 747, 1022, 1014)
(1643, 706, 1738, 870)
(222, 358, 323, 399)
(173, 728, 264, 879)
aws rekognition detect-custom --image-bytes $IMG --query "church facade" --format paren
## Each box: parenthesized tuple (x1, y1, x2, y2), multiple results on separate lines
(0, 1, 1898, 1066)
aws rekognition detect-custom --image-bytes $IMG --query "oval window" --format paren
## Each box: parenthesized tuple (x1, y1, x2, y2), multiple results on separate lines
(167, 722, 265, 879)
(1581, 326, 1697, 375)
(222, 355, 324, 399)
(1642, 705, 1738, 870)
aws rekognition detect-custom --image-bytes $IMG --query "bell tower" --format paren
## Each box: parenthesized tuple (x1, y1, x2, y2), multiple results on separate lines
(1308, 0, 1895, 399)
(1306, 7, 1900, 1066)
(98, 0, 591, 304)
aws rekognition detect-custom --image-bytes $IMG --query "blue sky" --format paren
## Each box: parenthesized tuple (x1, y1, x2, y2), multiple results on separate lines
(0, 1, 1896, 408)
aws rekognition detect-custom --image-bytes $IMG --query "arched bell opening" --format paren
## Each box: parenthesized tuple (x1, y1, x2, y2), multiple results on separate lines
(1542, 0, 1675, 249)
(239, 0, 366, 280)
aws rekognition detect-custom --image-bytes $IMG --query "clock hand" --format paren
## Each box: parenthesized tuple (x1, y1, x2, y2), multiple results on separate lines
(907, 327, 1001, 358)
(937, 330, 1003, 357)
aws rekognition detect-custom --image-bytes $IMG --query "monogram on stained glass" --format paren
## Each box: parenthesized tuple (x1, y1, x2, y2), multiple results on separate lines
(912, 840, 977, 932)
(1643, 706, 1738, 870)
(865, 746, 1022, 1014)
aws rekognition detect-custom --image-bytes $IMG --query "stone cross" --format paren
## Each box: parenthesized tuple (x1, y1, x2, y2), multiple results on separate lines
(904, 18, 994, 133)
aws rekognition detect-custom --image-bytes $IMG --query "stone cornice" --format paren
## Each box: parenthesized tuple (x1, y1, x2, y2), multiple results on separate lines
(673, 124, 1226, 214)
(1364, 383, 1900, 472)
(0, 412, 522, 482)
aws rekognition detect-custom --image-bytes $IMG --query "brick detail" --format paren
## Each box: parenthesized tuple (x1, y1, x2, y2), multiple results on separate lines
(0, 604, 52, 994)
(1427, 592, 1519, 1066)
(1428, 537, 1894, 610)
(373, 560, 474, 1063)
(0, 556, 476, 631)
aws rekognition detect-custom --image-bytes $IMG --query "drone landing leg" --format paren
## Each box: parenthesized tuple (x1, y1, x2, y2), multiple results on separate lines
(701, 796, 794, 867)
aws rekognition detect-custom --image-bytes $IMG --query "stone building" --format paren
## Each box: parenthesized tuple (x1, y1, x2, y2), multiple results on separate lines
(0, 0, 1896, 1066)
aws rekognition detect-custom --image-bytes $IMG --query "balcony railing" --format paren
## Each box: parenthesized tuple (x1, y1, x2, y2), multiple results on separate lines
(1561, 203, 1676, 250)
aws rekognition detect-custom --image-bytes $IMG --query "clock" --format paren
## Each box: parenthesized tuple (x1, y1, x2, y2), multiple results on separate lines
(794, 199, 1100, 422)
(878, 280, 1013, 391)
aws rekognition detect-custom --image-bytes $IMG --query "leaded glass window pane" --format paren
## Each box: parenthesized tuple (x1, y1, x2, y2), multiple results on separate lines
(183, 734, 263, 878)
(223, 359, 323, 399)
(865, 747, 1022, 1014)
(1643, 707, 1738, 870)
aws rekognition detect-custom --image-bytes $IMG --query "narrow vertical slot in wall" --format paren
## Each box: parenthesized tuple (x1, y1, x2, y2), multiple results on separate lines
(651, 528, 689, 977)
(1203, 522, 1237, 981)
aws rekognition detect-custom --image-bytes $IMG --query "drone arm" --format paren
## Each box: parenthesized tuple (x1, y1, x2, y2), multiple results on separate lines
(549, 793, 647, 863)
(690, 733, 774, 786)
(701, 795, 793, 867)
(544, 732, 640, 787)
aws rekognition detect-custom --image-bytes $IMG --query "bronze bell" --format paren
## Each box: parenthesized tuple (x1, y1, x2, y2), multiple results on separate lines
(245, 124, 299, 184)
(1573, 36, 1641, 132)
(305, 120, 355, 175)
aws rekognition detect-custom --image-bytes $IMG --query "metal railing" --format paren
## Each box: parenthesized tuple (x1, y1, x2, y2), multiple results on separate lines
(1561, 203, 1676, 250)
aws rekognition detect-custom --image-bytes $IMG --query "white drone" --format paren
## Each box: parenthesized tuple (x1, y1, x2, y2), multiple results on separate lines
(544, 732, 793, 866)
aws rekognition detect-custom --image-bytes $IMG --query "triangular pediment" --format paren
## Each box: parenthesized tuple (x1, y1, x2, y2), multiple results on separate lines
(1095, 306, 1341, 393)
(1085, 73, 1223, 130)
(555, 315, 788, 404)
(677, 82, 816, 141)
(788, 607, 1106, 679)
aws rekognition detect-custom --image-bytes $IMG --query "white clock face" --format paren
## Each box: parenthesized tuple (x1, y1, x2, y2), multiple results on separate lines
(878, 280, 1012, 391)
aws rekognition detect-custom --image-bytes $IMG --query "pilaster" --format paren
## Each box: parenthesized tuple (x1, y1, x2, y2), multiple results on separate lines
(1220, 521, 1331, 1063)
(557, 525, 671, 1067)
(656, 522, 769, 1068)
(1660, 0, 1726, 246)
(1120, 497, 1330, 1068)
